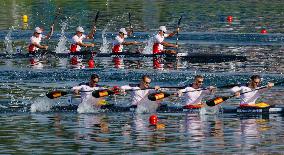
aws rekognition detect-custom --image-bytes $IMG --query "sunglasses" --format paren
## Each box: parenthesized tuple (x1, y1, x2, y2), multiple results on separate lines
(92, 80, 99, 83)
(197, 80, 204, 84)
(143, 81, 151, 85)
(253, 81, 261, 84)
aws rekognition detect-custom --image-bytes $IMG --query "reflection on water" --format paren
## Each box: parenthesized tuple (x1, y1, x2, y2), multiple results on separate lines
(1, 113, 284, 154)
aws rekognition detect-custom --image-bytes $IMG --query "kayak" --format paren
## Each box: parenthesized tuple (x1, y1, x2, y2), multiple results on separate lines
(5, 104, 284, 114)
(0, 51, 247, 63)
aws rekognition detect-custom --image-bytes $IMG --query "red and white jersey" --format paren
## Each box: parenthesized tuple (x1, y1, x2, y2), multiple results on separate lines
(153, 33, 169, 54)
(231, 85, 268, 105)
(179, 86, 211, 105)
(71, 34, 86, 52)
(112, 35, 124, 53)
(120, 85, 155, 106)
(29, 34, 44, 52)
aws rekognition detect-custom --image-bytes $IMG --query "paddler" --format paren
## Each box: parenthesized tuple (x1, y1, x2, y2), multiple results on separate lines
(70, 26, 96, 53)
(153, 26, 179, 55)
(230, 75, 274, 107)
(112, 28, 141, 53)
(71, 74, 107, 107)
(28, 26, 54, 53)
(119, 75, 160, 111)
(177, 75, 216, 108)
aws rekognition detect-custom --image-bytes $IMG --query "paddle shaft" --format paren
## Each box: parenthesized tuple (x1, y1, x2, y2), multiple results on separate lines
(176, 16, 182, 46)
(128, 12, 134, 35)
(45, 8, 61, 47)
(94, 11, 100, 26)
(180, 83, 239, 94)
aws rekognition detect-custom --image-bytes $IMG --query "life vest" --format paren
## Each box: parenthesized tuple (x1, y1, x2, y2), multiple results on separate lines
(153, 43, 161, 54)
(153, 58, 161, 69)
(70, 44, 77, 53)
(112, 44, 121, 53)
(28, 44, 35, 53)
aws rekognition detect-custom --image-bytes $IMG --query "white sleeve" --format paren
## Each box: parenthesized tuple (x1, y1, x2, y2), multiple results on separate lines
(71, 85, 83, 91)
(179, 87, 192, 93)
(231, 86, 241, 93)
(30, 36, 37, 43)
(164, 34, 170, 37)
(115, 36, 124, 44)
(82, 34, 86, 40)
(72, 35, 83, 43)
(121, 85, 133, 90)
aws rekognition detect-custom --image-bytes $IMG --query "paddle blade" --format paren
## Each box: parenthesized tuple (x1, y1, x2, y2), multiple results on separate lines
(128, 12, 131, 24)
(255, 102, 270, 108)
(177, 15, 183, 27)
(206, 96, 230, 107)
(92, 90, 114, 98)
(46, 90, 68, 99)
(94, 11, 100, 23)
(148, 92, 171, 101)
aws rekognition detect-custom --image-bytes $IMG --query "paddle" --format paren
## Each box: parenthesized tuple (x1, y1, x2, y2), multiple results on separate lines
(46, 90, 93, 99)
(46, 83, 109, 99)
(148, 83, 239, 101)
(43, 8, 61, 54)
(89, 11, 100, 55)
(128, 12, 134, 35)
(176, 15, 182, 48)
(91, 86, 186, 98)
(94, 11, 100, 26)
(206, 80, 284, 107)
(48, 8, 61, 39)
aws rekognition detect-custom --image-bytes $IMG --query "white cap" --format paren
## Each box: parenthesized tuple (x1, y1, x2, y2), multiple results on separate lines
(119, 28, 128, 35)
(34, 27, 43, 34)
(159, 26, 167, 32)
(76, 26, 84, 33)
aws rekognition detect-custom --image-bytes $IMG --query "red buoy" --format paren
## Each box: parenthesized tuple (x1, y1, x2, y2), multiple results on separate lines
(149, 114, 158, 125)
(88, 59, 95, 68)
(227, 16, 233, 23)
(261, 29, 267, 34)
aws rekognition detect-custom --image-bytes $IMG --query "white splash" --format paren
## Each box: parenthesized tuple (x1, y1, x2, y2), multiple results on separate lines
(5, 26, 14, 54)
(136, 98, 159, 114)
(55, 21, 68, 53)
(141, 35, 154, 54)
(99, 14, 127, 53)
(77, 96, 100, 113)
(99, 27, 110, 53)
(30, 97, 53, 112)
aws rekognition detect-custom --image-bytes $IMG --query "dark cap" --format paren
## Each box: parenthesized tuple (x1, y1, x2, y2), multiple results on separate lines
(91, 74, 99, 79)
(250, 75, 261, 80)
